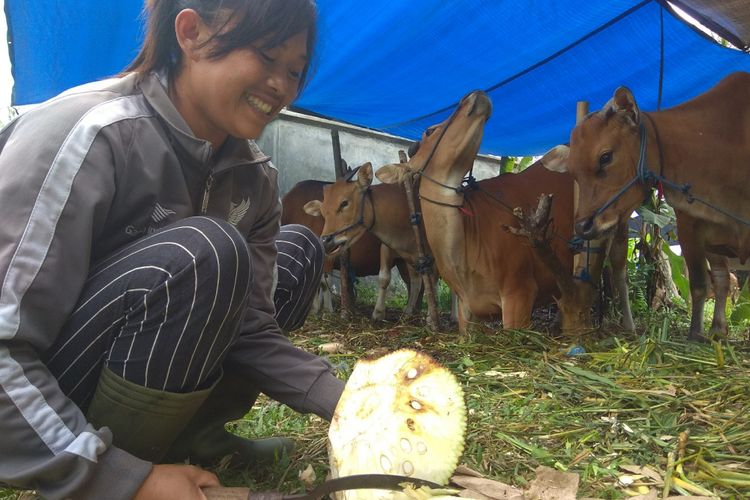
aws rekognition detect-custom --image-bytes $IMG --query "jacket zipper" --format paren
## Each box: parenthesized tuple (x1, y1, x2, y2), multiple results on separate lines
(199, 152, 271, 216)
(200, 169, 214, 215)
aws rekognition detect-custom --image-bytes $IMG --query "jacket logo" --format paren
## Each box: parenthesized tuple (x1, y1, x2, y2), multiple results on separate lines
(125, 202, 176, 236)
(151, 203, 176, 223)
(228, 198, 251, 226)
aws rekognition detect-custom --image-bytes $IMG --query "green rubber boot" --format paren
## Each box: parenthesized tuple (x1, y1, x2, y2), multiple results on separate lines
(86, 367, 214, 462)
(164, 369, 294, 468)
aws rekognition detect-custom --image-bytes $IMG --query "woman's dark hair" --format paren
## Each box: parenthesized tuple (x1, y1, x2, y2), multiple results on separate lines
(124, 0, 318, 91)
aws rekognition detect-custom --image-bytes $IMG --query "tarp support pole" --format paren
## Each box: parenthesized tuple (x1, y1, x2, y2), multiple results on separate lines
(330, 129, 353, 318)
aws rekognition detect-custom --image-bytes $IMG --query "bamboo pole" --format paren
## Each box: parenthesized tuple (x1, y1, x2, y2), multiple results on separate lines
(331, 129, 352, 319)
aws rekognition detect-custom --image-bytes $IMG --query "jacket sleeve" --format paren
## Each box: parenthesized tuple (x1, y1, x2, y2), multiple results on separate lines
(226, 168, 344, 421)
(0, 108, 152, 499)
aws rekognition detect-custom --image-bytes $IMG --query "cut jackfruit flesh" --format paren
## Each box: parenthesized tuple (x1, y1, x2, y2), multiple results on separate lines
(328, 349, 466, 499)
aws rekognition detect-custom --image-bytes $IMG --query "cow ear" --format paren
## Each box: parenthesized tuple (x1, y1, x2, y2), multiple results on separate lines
(541, 145, 570, 173)
(376, 163, 410, 184)
(610, 86, 640, 126)
(357, 162, 373, 190)
(303, 200, 322, 217)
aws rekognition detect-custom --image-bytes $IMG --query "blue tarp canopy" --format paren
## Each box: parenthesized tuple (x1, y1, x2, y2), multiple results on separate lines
(6, 0, 750, 156)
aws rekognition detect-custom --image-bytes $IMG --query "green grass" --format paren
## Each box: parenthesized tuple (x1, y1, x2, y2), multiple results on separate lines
(4, 290, 749, 499)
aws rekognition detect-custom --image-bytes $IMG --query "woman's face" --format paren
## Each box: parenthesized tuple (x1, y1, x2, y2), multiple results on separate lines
(174, 20, 308, 148)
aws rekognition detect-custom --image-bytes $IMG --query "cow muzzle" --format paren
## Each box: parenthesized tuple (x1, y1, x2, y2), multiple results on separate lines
(322, 234, 347, 255)
(463, 91, 492, 119)
(574, 216, 598, 240)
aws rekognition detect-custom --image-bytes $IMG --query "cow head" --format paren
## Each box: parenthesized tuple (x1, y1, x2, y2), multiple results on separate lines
(376, 91, 492, 186)
(542, 86, 647, 239)
(303, 162, 374, 256)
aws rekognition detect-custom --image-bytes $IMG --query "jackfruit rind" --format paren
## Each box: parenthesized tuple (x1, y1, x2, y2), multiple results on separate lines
(328, 349, 467, 499)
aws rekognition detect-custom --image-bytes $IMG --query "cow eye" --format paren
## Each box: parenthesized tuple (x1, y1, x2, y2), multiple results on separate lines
(424, 126, 437, 137)
(339, 200, 349, 211)
(599, 151, 613, 168)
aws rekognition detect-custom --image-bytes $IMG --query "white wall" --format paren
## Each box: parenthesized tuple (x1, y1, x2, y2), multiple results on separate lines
(257, 109, 503, 195)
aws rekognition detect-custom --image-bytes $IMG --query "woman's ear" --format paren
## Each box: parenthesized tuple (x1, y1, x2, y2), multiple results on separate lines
(174, 9, 210, 61)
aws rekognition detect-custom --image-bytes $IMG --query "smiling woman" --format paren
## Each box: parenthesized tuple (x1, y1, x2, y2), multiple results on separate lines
(0, 2, 348, 500)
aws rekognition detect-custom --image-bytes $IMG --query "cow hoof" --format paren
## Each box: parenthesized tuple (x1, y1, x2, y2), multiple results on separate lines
(708, 329, 729, 342)
(687, 333, 709, 343)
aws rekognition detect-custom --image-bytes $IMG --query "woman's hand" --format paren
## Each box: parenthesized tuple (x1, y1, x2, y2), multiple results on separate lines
(134, 464, 220, 500)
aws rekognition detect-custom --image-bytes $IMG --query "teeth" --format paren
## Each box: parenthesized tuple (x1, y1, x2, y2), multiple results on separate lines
(247, 95, 273, 114)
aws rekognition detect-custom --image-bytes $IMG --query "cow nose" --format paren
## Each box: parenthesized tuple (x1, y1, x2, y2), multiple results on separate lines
(321, 234, 337, 253)
(574, 217, 597, 240)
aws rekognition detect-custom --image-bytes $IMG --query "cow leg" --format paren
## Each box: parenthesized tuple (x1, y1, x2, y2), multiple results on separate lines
(455, 296, 474, 337)
(500, 289, 536, 330)
(311, 283, 322, 315)
(372, 244, 395, 321)
(321, 273, 334, 313)
(312, 260, 335, 316)
(310, 275, 331, 316)
(423, 271, 441, 330)
(609, 222, 635, 331)
(450, 290, 459, 325)
(707, 253, 730, 338)
(402, 264, 424, 318)
(678, 215, 709, 341)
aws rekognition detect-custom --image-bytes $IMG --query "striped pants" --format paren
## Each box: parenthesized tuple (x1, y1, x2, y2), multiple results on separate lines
(42, 217, 322, 406)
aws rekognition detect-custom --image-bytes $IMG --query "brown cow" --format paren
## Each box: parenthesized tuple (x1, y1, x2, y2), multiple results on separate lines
(281, 179, 410, 316)
(542, 72, 750, 341)
(302, 165, 433, 322)
(376, 91, 576, 334)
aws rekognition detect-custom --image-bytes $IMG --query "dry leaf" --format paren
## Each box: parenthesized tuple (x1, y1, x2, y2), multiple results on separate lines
(482, 371, 527, 379)
(298, 464, 316, 489)
(453, 465, 485, 478)
(458, 490, 493, 499)
(618, 464, 663, 485)
(450, 475, 523, 500)
(319, 342, 345, 353)
(524, 466, 579, 500)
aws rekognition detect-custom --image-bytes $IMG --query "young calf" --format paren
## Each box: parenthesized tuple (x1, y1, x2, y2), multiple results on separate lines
(303, 164, 438, 323)
(282, 179, 410, 315)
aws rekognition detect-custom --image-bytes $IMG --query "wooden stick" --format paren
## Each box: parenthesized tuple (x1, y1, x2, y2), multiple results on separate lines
(506, 194, 577, 297)
(399, 150, 440, 331)
(331, 129, 352, 318)
(203, 487, 250, 500)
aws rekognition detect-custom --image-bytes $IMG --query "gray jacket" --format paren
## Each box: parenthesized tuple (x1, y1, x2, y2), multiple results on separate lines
(0, 72, 343, 499)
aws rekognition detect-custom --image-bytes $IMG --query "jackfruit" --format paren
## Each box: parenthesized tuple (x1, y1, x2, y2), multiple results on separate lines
(328, 349, 466, 499)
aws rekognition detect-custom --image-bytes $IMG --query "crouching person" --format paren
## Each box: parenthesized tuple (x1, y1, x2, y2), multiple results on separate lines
(0, 1, 343, 499)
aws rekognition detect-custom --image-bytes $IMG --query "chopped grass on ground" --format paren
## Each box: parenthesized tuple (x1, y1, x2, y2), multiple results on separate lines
(222, 308, 750, 499)
(3, 302, 749, 499)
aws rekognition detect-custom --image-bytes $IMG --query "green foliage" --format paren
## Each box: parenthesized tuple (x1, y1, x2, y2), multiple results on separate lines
(437, 278, 453, 311)
(730, 279, 750, 327)
(626, 255, 652, 316)
(637, 204, 674, 231)
(662, 242, 689, 300)
(500, 155, 535, 174)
